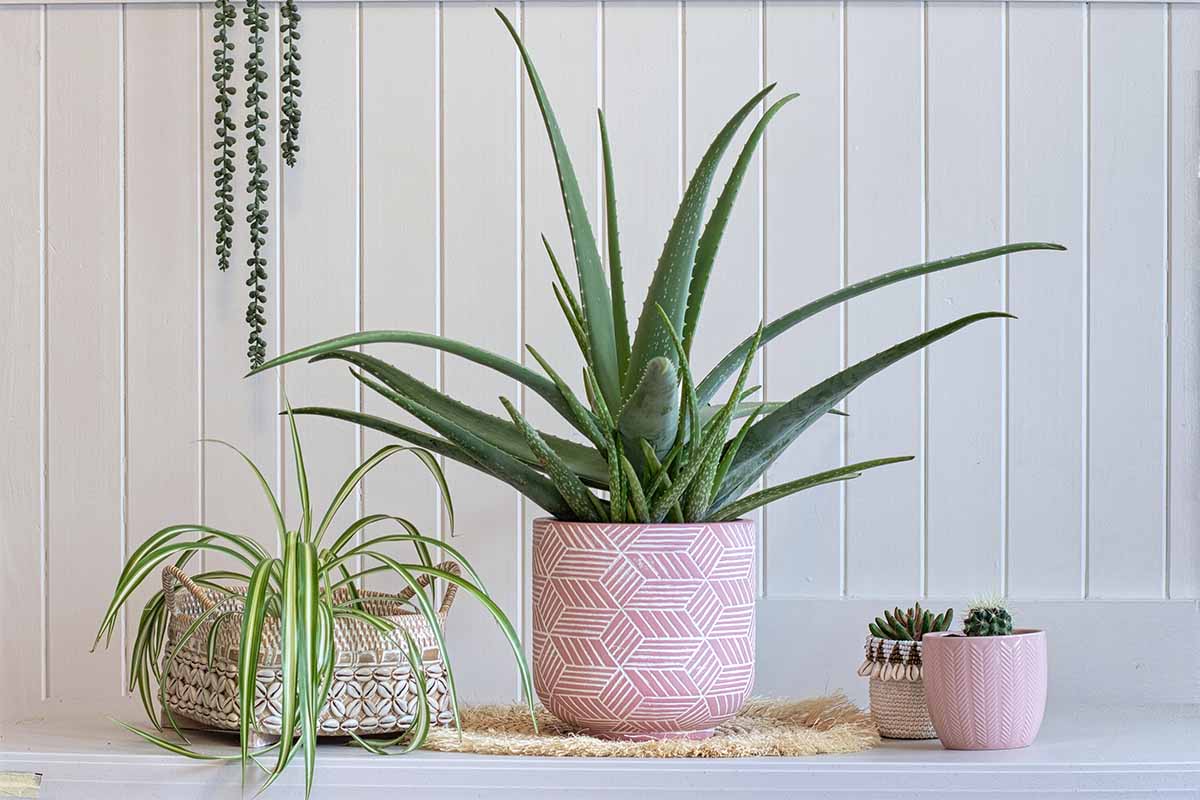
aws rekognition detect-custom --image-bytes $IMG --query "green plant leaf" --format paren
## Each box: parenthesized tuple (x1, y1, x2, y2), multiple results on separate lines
(697, 242, 1065, 404)
(283, 399, 312, 541)
(497, 9, 621, 413)
(199, 439, 285, 550)
(247, 329, 586, 432)
(682, 93, 798, 355)
(598, 109, 630, 384)
(526, 345, 608, 450)
(237, 558, 274, 782)
(624, 83, 776, 393)
(714, 312, 1014, 506)
(317, 350, 609, 486)
(707, 456, 911, 521)
(349, 369, 574, 517)
(617, 356, 679, 457)
(315, 444, 452, 545)
(500, 397, 606, 521)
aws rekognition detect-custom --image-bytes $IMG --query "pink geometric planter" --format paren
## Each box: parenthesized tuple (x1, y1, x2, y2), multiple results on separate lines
(531, 518, 756, 741)
(922, 630, 1048, 750)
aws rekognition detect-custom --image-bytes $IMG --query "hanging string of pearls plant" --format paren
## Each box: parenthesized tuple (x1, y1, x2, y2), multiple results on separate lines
(212, 0, 303, 369)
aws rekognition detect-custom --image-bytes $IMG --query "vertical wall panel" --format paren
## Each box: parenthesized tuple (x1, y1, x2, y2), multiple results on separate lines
(1007, 1, 1085, 598)
(279, 5, 360, 536)
(684, 0, 765, 586)
(203, 2, 280, 565)
(843, 0, 924, 596)
(603, 1, 680, 336)
(1088, 3, 1167, 597)
(45, 5, 123, 700)
(442, 1, 520, 702)
(124, 3, 201, 637)
(0, 6, 44, 721)
(762, 0, 843, 596)
(925, 2, 1005, 595)
(360, 2, 440, 591)
(520, 2, 599, 651)
(1169, 6, 1200, 599)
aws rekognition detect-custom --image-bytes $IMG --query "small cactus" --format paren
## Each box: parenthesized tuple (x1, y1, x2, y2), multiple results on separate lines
(868, 603, 953, 641)
(963, 598, 1013, 636)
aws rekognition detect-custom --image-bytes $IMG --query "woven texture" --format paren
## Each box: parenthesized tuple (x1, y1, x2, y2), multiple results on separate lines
(858, 636, 936, 739)
(161, 566, 456, 737)
(422, 694, 878, 757)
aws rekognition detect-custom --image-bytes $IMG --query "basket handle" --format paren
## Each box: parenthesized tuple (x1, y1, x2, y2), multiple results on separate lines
(394, 560, 460, 616)
(162, 564, 218, 613)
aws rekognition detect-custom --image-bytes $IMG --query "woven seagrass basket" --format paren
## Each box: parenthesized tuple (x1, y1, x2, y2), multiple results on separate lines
(160, 562, 459, 744)
(856, 636, 937, 739)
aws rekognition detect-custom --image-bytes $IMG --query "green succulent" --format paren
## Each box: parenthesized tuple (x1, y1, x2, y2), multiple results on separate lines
(963, 599, 1014, 637)
(249, 9, 1064, 524)
(93, 405, 533, 798)
(869, 603, 953, 641)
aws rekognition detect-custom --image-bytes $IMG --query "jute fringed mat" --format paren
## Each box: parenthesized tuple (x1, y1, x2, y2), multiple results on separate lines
(422, 694, 879, 757)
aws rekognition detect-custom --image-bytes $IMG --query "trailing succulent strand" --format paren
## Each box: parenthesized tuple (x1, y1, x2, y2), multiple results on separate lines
(280, 0, 303, 167)
(249, 9, 1066, 525)
(211, 0, 237, 272)
(963, 598, 1013, 637)
(868, 603, 953, 641)
(242, 0, 270, 368)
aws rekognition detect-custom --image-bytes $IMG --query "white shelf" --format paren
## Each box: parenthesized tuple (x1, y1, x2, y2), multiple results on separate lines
(2, 703, 1197, 799)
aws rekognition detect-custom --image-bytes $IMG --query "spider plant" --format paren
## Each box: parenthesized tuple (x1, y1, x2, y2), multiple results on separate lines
(92, 406, 533, 797)
(249, 9, 1065, 525)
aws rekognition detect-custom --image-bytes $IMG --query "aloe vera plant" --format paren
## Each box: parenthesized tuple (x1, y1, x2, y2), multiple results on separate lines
(250, 10, 1064, 525)
(92, 406, 533, 797)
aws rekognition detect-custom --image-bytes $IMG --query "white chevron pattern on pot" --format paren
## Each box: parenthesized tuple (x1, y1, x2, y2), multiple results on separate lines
(532, 518, 756, 741)
(922, 630, 1048, 750)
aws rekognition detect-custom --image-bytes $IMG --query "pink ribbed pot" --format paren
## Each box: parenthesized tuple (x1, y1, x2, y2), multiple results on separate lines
(922, 630, 1047, 750)
(531, 518, 756, 741)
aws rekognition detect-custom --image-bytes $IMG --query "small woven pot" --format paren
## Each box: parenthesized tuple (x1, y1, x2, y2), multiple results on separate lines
(160, 563, 459, 744)
(857, 636, 936, 739)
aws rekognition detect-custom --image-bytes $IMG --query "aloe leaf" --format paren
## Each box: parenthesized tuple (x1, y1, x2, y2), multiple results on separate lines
(349, 369, 574, 518)
(598, 109, 630, 383)
(710, 404, 763, 504)
(683, 93, 798, 355)
(616, 356, 679, 458)
(621, 452, 650, 522)
(625, 83, 777, 392)
(500, 397, 605, 522)
(697, 242, 1065, 404)
(714, 312, 1014, 506)
(708, 456, 910, 521)
(606, 435, 627, 524)
(318, 350, 608, 485)
(654, 305, 703, 462)
(700, 401, 782, 429)
(552, 283, 593, 368)
(648, 410, 730, 523)
(542, 234, 584, 328)
(247, 329, 583, 428)
(684, 324, 761, 519)
(526, 345, 607, 450)
(497, 9, 621, 412)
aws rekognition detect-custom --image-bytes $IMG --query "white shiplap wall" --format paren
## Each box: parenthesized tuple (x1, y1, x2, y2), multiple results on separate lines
(1, 1, 1198, 722)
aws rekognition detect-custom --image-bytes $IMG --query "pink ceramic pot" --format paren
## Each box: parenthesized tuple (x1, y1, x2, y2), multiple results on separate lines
(922, 630, 1047, 750)
(531, 518, 756, 740)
